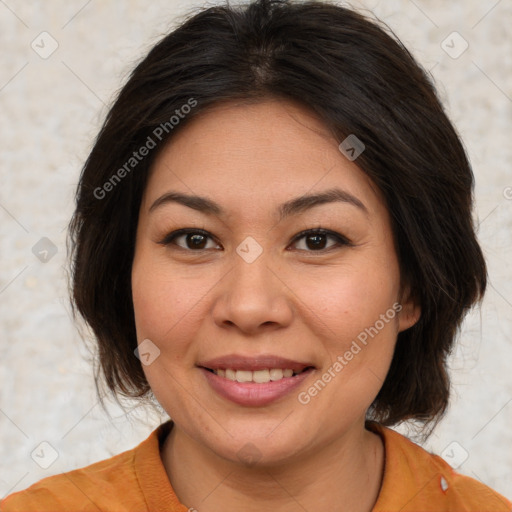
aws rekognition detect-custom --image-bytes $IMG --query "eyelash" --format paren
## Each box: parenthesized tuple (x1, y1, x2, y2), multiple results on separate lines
(157, 227, 352, 253)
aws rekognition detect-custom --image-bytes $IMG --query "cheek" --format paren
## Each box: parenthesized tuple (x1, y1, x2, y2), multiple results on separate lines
(131, 251, 200, 408)
(131, 264, 170, 340)
(131, 247, 208, 343)
(291, 252, 401, 403)
(294, 259, 400, 342)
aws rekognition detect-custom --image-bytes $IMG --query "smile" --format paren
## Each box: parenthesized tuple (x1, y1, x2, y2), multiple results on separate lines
(199, 366, 315, 407)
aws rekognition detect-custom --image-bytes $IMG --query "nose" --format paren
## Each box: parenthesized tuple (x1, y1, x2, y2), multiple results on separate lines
(211, 248, 294, 335)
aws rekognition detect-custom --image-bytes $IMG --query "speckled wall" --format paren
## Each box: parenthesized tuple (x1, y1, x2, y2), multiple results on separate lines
(1, 0, 511, 501)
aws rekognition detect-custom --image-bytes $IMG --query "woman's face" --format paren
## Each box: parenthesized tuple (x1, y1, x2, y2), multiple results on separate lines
(131, 99, 419, 465)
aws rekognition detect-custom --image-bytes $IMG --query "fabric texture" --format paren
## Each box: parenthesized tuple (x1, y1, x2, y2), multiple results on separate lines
(2, 420, 510, 511)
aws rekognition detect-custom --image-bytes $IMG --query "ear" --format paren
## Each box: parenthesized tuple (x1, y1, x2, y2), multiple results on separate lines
(397, 286, 421, 333)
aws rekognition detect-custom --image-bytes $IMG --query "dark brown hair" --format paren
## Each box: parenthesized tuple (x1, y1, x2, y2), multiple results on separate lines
(68, 0, 486, 432)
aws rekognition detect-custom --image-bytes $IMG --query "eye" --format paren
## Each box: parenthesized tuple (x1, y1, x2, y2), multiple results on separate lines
(158, 227, 351, 252)
(158, 229, 220, 251)
(289, 228, 351, 252)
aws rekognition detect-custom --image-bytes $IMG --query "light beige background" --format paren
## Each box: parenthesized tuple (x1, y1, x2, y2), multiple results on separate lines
(1, 0, 511, 502)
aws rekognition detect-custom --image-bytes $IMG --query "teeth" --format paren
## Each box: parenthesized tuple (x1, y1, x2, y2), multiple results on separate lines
(253, 369, 270, 383)
(236, 370, 253, 382)
(213, 368, 302, 383)
(270, 369, 283, 381)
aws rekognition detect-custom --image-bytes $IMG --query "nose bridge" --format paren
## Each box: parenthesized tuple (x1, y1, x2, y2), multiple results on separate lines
(230, 236, 277, 302)
(212, 236, 292, 332)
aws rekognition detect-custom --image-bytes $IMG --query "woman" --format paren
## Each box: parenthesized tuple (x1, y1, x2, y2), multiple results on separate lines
(2, 0, 511, 510)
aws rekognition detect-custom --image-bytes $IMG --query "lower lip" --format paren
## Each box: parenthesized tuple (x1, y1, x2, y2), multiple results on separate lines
(200, 367, 314, 407)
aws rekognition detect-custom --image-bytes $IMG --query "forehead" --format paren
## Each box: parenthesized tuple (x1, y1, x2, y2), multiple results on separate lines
(143, 99, 385, 219)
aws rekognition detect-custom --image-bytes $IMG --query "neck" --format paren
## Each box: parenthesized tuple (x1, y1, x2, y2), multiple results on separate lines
(161, 421, 385, 512)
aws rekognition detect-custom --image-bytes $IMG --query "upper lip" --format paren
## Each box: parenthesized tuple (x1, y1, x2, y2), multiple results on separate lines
(198, 354, 315, 372)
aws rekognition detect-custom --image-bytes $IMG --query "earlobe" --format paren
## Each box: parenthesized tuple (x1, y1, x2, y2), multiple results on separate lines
(397, 288, 421, 333)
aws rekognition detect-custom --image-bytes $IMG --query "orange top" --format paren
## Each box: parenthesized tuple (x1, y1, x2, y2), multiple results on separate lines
(2, 420, 510, 511)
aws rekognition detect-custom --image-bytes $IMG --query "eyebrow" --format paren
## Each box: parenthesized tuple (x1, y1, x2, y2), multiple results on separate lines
(148, 187, 368, 220)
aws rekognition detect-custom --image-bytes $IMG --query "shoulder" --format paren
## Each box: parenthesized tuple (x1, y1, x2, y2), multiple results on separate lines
(0, 424, 166, 512)
(368, 422, 512, 512)
(1, 448, 140, 512)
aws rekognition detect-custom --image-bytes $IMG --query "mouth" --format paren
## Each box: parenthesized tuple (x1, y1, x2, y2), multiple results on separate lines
(197, 354, 316, 406)
(197, 353, 315, 380)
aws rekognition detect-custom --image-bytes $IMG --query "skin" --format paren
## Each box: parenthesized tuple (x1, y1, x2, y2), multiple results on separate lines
(131, 98, 420, 512)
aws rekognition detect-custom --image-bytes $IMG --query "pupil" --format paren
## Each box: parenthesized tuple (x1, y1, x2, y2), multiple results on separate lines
(188, 234, 206, 249)
(307, 234, 326, 250)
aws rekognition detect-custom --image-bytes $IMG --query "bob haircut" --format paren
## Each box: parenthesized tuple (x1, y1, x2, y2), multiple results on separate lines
(68, 0, 486, 432)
